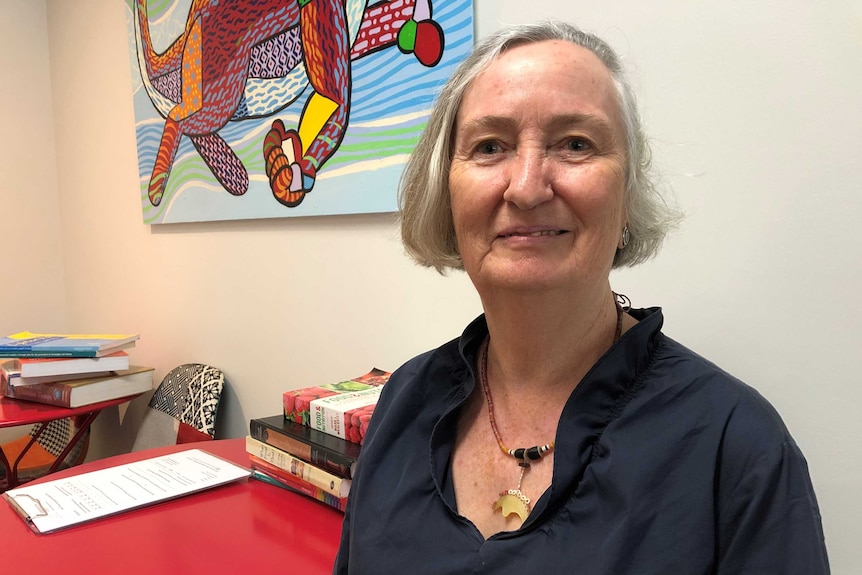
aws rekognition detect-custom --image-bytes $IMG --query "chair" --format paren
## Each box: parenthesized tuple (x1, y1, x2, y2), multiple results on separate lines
(131, 363, 225, 452)
(0, 417, 90, 489)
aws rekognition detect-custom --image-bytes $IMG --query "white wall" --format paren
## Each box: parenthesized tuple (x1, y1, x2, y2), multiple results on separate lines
(0, 0, 67, 442)
(5, 0, 858, 571)
(0, 0, 66, 338)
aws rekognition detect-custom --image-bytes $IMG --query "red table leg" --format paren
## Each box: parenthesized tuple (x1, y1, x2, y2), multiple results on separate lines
(4, 410, 100, 489)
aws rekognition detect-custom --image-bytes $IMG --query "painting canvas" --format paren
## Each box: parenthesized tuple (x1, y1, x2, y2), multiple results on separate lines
(124, 0, 474, 224)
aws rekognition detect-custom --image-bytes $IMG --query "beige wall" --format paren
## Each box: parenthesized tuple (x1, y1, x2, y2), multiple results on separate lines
(0, 1, 66, 338)
(0, 0, 67, 442)
(3, 0, 859, 571)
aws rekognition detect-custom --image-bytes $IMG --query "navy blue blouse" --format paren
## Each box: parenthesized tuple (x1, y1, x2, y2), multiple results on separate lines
(333, 308, 829, 574)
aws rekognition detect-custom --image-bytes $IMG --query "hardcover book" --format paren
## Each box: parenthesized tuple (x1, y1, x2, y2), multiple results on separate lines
(245, 436, 350, 498)
(250, 414, 361, 479)
(1, 366, 154, 408)
(282, 368, 390, 444)
(16, 351, 130, 378)
(3, 366, 114, 386)
(0, 332, 140, 358)
(249, 465, 347, 512)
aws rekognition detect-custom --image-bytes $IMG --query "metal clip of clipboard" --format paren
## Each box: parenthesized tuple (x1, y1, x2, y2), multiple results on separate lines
(4, 492, 48, 529)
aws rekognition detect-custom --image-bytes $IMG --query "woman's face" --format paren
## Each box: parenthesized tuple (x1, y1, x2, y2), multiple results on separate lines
(449, 40, 627, 295)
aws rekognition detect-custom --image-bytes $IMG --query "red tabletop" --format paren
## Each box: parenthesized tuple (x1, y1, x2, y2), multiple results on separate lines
(0, 394, 142, 428)
(0, 438, 345, 574)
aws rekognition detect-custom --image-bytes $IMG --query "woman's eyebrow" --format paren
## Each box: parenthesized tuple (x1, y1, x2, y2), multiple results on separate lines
(456, 113, 616, 137)
(544, 113, 616, 136)
(455, 115, 517, 137)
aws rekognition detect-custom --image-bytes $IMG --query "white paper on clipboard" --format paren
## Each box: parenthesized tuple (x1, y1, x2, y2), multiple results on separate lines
(2, 448, 250, 534)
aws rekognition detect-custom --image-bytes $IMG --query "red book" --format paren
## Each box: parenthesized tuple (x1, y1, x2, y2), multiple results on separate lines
(2, 366, 154, 408)
(249, 465, 348, 512)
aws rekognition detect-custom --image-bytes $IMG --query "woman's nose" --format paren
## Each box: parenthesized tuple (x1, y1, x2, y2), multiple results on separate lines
(502, 150, 554, 210)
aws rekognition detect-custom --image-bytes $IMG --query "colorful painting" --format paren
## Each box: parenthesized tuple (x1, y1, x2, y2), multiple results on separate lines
(124, 0, 474, 224)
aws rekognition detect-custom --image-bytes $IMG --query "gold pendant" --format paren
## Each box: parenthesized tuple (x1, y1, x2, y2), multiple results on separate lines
(493, 489, 531, 522)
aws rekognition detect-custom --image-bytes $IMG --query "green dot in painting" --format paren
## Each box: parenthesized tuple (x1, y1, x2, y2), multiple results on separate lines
(397, 19, 417, 52)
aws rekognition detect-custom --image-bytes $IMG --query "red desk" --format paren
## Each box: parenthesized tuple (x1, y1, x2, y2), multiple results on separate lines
(0, 394, 143, 490)
(0, 438, 344, 574)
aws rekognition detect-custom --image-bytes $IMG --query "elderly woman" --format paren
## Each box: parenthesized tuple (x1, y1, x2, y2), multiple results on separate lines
(333, 21, 828, 574)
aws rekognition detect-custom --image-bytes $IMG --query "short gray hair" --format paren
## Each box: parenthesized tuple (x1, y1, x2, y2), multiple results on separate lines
(399, 21, 681, 273)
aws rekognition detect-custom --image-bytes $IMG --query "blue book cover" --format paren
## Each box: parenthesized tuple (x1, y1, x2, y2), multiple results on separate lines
(0, 332, 140, 358)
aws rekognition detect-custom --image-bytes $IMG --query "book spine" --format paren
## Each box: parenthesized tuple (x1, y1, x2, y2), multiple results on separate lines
(5, 381, 72, 407)
(249, 418, 355, 479)
(249, 467, 347, 512)
(249, 456, 348, 510)
(253, 466, 348, 513)
(0, 350, 96, 358)
(18, 354, 128, 378)
(17, 371, 114, 386)
(250, 460, 317, 498)
(245, 436, 350, 498)
(0, 368, 17, 398)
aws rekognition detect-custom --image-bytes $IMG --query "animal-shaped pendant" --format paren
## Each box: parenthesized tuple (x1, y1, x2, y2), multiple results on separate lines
(494, 489, 531, 522)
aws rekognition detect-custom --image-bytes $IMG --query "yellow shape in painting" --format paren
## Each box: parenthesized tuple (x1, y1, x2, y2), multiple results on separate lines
(298, 92, 339, 155)
(494, 492, 530, 522)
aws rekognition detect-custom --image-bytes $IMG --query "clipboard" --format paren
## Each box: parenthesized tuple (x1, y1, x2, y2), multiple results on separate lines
(2, 448, 250, 534)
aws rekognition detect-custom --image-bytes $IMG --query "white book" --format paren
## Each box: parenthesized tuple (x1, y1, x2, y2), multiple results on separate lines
(310, 386, 382, 441)
(17, 351, 130, 378)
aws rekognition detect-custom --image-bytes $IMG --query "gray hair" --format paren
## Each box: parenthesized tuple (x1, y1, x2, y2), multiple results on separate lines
(399, 21, 681, 273)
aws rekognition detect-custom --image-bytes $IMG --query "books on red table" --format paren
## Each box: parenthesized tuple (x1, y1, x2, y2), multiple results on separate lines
(0, 365, 154, 408)
(249, 462, 348, 512)
(0, 332, 140, 358)
(250, 414, 361, 479)
(282, 368, 390, 445)
(245, 436, 350, 498)
(16, 351, 130, 379)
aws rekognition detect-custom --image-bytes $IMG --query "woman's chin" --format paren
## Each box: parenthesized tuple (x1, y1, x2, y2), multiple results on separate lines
(471, 263, 571, 294)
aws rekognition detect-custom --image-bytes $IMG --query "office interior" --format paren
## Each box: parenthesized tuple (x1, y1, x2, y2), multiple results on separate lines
(0, 1, 858, 571)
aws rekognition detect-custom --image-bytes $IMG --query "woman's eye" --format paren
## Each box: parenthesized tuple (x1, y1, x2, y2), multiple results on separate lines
(476, 141, 501, 155)
(566, 138, 592, 152)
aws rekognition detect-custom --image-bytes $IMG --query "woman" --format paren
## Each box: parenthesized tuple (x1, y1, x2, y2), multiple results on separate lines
(334, 22, 828, 574)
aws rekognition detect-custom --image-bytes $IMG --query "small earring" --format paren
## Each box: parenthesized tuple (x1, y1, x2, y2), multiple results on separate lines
(621, 226, 630, 248)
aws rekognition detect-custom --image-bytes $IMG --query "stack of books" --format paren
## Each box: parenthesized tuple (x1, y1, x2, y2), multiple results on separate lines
(0, 332, 154, 408)
(247, 368, 391, 512)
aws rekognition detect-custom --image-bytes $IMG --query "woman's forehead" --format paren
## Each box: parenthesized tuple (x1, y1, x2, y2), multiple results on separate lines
(456, 40, 623, 134)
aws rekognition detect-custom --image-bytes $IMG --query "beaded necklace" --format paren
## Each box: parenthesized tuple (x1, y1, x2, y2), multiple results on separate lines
(480, 300, 623, 522)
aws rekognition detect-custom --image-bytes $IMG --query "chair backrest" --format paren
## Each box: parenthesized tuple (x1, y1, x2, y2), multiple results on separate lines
(131, 363, 225, 452)
(28, 417, 88, 460)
